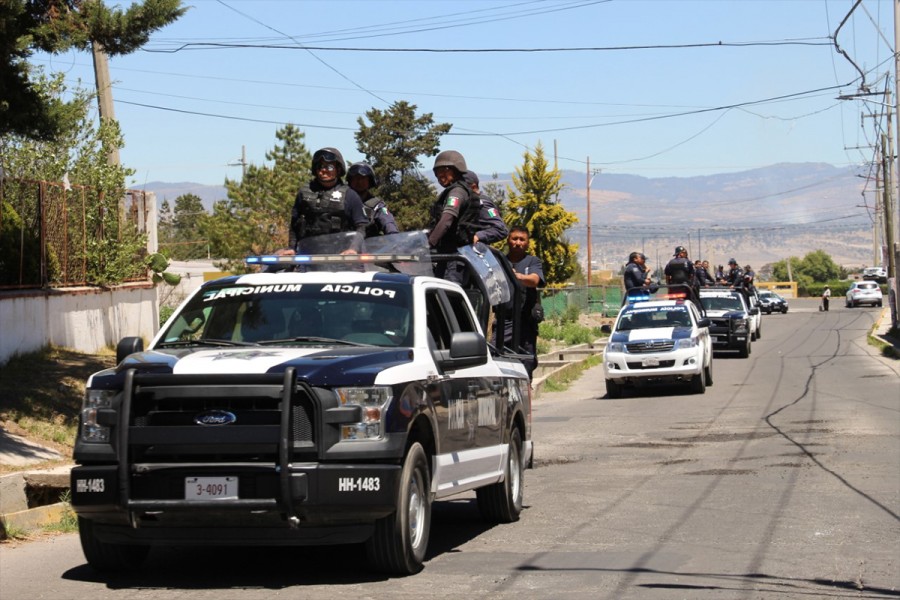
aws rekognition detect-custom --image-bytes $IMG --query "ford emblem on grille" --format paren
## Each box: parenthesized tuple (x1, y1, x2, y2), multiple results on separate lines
(194, 410, 237, 426)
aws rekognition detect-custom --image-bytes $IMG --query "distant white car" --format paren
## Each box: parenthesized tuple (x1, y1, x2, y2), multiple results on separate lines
(603, 298, 712, 398)
(846, 281, 883, 308)
(863, 266, 887, 284)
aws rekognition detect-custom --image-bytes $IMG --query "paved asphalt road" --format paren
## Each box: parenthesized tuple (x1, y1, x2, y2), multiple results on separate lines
(1, 299, 898, 599)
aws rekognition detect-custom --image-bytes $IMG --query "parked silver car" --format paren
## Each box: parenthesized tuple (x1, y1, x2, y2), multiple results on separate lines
(845, 281, 883, 308)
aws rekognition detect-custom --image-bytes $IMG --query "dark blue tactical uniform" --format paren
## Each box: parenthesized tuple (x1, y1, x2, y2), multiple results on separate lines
(363, 197, 400, 237)
(289, 148, 368, 252)
(624, 258, 647, 290)
(347, 162, 399, 238)
(694, 262, 715, 287)
(290, 181, 368, 249)
(461, 171, 508, 245)
(725, 260, 744, 288)
(665, 247, 694, 285)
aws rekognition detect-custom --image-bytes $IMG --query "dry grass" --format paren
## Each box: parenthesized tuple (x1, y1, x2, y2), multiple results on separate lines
(0, 346, 116, 463)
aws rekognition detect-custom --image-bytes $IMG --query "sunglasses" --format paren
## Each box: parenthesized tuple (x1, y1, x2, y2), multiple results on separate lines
(317, 163, 337, 172)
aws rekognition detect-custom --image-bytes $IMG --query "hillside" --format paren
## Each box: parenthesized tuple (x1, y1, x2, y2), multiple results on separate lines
(139, 162, 881, 271)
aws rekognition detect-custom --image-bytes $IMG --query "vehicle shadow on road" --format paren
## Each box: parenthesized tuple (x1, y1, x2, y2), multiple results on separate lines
(60, 499, 496, 588)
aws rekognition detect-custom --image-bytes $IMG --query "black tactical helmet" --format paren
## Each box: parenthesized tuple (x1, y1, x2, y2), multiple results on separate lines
(311, 147, 346, 177)
(462, 170, 479, 187)
(433, 150, 467, 174)
(728, 258, 738, 265)
(347, 161, 378, 187)
(673, 245, 686, 256)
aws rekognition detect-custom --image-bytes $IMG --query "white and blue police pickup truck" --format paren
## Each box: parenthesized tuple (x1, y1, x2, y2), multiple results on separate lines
(603, 285, 713, 398)
(71, 233, 532, 576)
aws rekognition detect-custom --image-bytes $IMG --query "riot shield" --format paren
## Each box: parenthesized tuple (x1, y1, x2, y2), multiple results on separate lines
(362, 231, 434, 276)
(458, 243, 512, 307)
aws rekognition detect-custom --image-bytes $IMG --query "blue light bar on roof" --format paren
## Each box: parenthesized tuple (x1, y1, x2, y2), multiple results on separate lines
(625, 291, 651, 303)
(245, 253, 420, 266)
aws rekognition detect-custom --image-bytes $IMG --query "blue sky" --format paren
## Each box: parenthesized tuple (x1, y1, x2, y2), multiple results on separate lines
(31, 0, 897, 186)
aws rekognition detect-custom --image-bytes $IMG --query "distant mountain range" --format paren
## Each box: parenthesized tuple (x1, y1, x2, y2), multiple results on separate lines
(136, 162, 880, 270)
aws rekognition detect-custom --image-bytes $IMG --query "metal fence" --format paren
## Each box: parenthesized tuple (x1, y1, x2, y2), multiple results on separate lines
(540, 285, 623, 319)
(0, 177, 153, 289)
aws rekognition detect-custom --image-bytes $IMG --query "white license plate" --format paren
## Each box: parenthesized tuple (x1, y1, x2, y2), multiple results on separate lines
(642, 357, 660, 367)
(185, 476, 238, 501)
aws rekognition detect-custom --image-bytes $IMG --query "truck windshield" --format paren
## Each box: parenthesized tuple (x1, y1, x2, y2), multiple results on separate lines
(158, 282, 413, 347)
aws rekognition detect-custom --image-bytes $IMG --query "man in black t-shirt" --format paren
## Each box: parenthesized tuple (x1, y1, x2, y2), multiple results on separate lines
(502, 226, 545, 379)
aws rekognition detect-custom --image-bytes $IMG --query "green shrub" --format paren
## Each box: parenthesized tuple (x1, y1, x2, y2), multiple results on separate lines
(539, 320, 602, 346)
(159, 305, 176, 328)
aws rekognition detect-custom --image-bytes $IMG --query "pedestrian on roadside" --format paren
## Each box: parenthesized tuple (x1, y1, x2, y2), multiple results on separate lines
(822, 286, 831, 312)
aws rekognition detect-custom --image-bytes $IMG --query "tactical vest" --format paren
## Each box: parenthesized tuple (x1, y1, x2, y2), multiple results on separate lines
(430, 182, 482, 247)
(667, 257, 692, 284)
(299, 183, 350, 237)
(363, 197, 384, 238)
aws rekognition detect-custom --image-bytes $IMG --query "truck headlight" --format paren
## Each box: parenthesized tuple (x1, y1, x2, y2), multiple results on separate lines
(606, 342, 624, 353)
(81, 389, 115, 443)
(335, 386, 392, 441)
(674, 337, 698, 349)
(734, 319, 749, 333)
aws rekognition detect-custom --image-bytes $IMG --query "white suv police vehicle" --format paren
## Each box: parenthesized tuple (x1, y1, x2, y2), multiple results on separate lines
(71, 233, 532, 576)
(604, 286, 713, 398)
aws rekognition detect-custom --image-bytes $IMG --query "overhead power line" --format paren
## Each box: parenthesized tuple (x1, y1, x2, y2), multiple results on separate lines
(144, 39, 834, 54)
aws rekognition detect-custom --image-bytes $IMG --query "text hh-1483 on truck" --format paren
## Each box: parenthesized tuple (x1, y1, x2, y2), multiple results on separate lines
(71, 232, 533, 576)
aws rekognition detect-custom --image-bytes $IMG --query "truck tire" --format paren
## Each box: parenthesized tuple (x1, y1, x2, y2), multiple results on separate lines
(78, 517, 149, 572)
(477, 428, 524, 523)
(366, 442, 431, 575)
(690, 372, 706, 394)
(756, 323, 762, 339)
(605, 378, 622, 399)
(703, 358, 713, 387)
(738, 340, 750, 358)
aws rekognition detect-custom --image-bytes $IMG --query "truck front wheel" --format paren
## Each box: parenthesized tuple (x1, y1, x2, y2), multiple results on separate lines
(366, 442, 431, 575)
(78, 517, 149, 572)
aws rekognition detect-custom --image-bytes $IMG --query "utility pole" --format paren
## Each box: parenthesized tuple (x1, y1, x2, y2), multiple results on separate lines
(883, 128, 896, 280)
(586, 157, 592, 287)
(229, 145, 248, 178)
(91, 42, 120, 166)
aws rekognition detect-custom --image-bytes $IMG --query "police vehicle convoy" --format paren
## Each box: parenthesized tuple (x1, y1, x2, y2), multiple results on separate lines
(70, 233, 532, 576)
(604, 285, 713, 398)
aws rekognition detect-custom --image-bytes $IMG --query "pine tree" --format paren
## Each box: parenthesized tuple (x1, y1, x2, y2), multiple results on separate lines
(354, 101, 450, 230)
(202, 125, 310, 271)
(2, 0, 187, 140)
(505, 142, 579, 285)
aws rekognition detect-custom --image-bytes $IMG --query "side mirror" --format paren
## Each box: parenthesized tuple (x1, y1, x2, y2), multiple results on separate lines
(697, 317, 711, 328)
(750, 307, 760, 316)
(440, 331, 488, 370)
(116, 337, 144, 364)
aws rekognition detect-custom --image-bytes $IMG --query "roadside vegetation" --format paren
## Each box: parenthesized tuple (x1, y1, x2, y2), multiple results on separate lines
(542, 355, 603, 392)
(537, 305, 606, 354)
(868, 325, 900, 359)
(0, 347, 116, 472)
